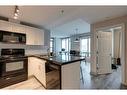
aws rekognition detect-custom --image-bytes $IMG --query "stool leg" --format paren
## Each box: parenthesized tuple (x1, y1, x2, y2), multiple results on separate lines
(80, 62, 84, 85)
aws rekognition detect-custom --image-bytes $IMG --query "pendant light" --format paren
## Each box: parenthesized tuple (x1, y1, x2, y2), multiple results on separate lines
(74, 28, 80, 43)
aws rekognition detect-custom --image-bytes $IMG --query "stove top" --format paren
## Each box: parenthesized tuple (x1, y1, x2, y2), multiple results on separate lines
(0, 55, 26, 60)
(1, 55, 24, 58)
(0, 56, 27, 63)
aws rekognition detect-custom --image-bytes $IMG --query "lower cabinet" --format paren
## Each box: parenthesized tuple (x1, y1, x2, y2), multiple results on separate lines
(61, 61, 80, 89)
(28, 57, 34, 77)
(28, 57, 46, 87)
(0, 74, 27, 88)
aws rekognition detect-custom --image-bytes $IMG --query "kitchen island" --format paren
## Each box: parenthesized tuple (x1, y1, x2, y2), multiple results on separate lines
(28, 54, 85, 89)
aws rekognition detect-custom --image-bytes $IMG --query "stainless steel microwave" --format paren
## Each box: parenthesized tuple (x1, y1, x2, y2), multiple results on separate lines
(0, 30, 26, 44)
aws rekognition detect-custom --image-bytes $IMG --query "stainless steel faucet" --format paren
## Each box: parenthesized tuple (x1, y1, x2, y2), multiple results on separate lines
(47, 48, 50, 56)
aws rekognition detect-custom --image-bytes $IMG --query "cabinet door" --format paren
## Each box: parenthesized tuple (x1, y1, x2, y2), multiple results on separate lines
(28, 57, 35, 77)
(28, 57, 46, 86)
(34, 58, 46, 87)
(36, 61, 46, 86)
(26, 27, 44, 45)
(34, 29, 44, 45)
(0, 20, 12, 31)
(11, 23, 26, 34)
(26, 27, 35, 45)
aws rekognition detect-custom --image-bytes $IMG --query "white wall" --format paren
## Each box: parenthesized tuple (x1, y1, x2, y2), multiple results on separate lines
(113, 29, 121, 58)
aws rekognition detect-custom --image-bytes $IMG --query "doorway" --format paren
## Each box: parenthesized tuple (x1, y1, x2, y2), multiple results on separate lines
(96, 29, 112, 74)
(96, 24, 125, 87)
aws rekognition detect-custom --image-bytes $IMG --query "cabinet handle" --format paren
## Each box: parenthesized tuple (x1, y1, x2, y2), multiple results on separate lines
(5, 77, 11, 80)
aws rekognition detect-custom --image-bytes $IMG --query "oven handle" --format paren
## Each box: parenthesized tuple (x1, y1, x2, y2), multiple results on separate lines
(2, 58, 28, 63)
(5, 77, 11, 80)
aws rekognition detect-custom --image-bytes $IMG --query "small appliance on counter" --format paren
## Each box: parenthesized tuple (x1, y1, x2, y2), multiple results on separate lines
(0, 48, 28, 88)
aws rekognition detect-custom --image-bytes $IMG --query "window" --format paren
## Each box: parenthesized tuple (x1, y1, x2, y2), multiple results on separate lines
(61, 38, 71, 52)
(50, 38, 54, 52)
(80, 37, 90, 57)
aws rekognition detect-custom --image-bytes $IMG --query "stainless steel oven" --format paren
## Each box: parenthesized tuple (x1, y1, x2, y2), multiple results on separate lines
(0, 58, 28, 77)
(0, 49, 28, 88)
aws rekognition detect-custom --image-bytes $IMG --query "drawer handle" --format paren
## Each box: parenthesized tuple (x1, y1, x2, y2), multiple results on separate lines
(5, 77, 11, 80)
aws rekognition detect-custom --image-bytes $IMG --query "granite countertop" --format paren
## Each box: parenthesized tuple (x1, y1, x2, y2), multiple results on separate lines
(31, 54, 85, 66)
(0, 54, 85, 66)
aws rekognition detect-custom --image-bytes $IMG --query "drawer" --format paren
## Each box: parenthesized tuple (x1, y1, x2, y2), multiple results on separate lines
(0, 74, 27, 88)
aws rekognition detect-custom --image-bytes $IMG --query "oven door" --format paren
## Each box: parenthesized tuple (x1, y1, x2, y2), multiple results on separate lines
(0, 58, 28, 77)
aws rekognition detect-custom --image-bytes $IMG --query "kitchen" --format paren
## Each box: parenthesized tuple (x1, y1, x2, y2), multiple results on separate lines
(0, 0, 127, 95)
(0, 6, 85, 89)
(1, 6, 127, 90)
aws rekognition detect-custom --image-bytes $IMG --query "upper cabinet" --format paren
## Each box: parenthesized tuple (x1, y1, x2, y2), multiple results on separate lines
(25, 26, 35, 45)
(11, 23, 26, 34)
(25, 26, 44, 45)
(34, 28, 44, 45)
(0, 20, 44, 46)
(0, 20, 12, 31)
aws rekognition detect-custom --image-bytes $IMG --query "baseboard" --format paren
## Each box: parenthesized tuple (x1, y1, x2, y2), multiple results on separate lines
(28, 75, 34, 79)
(121, 83, 127, 89)
(121, 83, 127, 86)
(121, 82, 127, 86)
(90, 72, 97, 76)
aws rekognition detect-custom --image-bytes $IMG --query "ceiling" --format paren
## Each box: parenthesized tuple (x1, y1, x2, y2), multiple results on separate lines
(51, 19, 90, 37)
(0, 6, 127, 37)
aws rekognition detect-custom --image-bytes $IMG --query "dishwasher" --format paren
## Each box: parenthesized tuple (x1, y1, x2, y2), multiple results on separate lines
(45, 61, 60, 89)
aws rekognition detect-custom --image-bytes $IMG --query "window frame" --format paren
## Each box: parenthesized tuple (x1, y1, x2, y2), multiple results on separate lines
(61, 37, 71, 52)
(50, 38, 54, 52)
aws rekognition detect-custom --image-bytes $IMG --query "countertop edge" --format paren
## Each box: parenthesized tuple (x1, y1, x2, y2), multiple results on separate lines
(27, 55, 85, 66)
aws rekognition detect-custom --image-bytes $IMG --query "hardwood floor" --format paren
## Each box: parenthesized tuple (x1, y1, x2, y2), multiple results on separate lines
(2, 59, 127, 90)
(2, 77, 45, 90)
(80, 61, 127, 89)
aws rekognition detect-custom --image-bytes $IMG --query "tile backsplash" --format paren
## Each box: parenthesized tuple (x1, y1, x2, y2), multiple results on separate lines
(0, 43, 48, 55)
